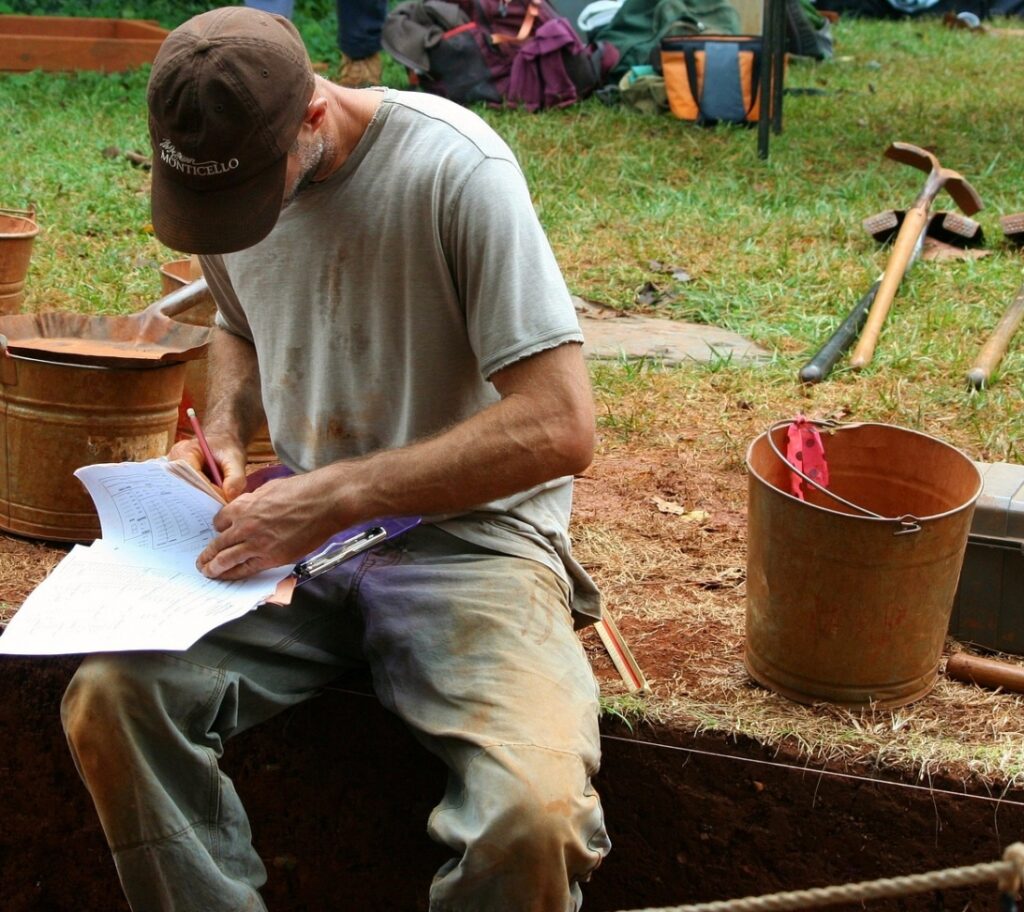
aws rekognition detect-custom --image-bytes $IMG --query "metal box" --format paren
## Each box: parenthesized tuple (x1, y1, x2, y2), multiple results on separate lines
(949, 461, 1024, 655)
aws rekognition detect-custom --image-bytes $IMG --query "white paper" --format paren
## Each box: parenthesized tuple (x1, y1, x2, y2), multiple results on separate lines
(75, 460, 223, 555)
(0, 459, 291, 656)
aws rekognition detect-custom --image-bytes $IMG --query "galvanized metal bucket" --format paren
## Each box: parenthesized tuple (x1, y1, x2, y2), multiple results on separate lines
(0, 209, 40, 315)
(745, 421, 982, 709)
(0, 349, 185, 541)
(0, 283, 211, 541)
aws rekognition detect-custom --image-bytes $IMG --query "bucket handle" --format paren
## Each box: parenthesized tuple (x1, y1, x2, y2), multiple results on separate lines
(0, 335, 17, 386)
(766, 419, 922, 535)
(0, 206, 36, 223)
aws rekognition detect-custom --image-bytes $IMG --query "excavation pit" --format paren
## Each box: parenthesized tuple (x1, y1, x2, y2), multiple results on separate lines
(0, 656, 1021, 912)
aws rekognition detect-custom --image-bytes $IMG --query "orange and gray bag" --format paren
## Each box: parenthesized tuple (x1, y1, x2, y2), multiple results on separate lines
(657, 35, 763, 124)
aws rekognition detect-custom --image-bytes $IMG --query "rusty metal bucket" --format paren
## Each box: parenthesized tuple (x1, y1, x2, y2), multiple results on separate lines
(159, 259, 276, 463)
(0, 209, 40, 315)
(0, 282, 211, 541)
(745, 421, 982, 709)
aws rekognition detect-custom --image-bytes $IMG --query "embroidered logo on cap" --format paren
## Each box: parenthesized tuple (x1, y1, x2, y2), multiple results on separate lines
(159, 140, 240, 177)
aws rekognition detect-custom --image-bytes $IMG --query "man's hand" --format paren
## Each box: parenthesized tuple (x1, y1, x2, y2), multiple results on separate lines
(168, 432, 248, 501)
(196, 469, 344, 580)
(194, 342, 594, 581)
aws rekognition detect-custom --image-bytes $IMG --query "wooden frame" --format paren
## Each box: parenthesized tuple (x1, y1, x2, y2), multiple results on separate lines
(0, 15, 168, 73)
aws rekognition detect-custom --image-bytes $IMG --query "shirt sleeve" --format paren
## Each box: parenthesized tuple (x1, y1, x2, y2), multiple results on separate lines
(446, 156, 583, 380)
(198, 253, 254, 342)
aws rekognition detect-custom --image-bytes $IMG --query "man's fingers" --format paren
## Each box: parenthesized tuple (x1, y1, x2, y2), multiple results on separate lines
(199, 480, 313, 579)
(219, 453, 249, 501)
(197, 541, 268, 579)
(211, 494, 254, 532)
(209, 555, 269, 581)
(169, 432, 247, 496)
(167, 438, 206, 472)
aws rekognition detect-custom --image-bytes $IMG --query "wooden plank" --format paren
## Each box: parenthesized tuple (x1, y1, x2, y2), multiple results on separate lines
(0, 16, 168, 72)
(594, 611, 648, 694)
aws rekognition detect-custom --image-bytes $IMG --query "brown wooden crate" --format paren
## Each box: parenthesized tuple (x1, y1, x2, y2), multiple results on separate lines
(0, 15, 168, 72)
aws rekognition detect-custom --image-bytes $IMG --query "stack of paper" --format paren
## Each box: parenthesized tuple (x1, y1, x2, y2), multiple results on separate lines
(0, 459, 292, 655)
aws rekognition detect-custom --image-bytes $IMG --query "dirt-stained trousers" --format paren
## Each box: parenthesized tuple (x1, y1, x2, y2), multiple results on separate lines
(61, 525, 611, 912)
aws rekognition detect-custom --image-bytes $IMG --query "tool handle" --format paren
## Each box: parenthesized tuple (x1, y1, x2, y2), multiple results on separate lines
(156, 276, 211, 319)
(946, 652, 1024, 694)
(137, 276, 211, 321)
(850, 207, 928, 370)
(967, 285, 1024, 390)
(799, 280, 881, 383)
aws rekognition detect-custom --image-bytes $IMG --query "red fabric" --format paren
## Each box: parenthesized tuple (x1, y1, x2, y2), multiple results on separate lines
(785, 416, 829, 500)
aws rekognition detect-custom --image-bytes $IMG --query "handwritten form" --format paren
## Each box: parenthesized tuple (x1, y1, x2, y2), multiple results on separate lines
(0, 460, 292, 655)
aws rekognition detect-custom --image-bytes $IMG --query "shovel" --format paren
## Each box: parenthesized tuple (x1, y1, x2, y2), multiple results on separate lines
(0, 277, 212, 369)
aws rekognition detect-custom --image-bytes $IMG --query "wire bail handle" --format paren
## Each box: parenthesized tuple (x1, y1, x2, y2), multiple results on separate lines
(765, 418, 922, 536)
(0, 206, 36, 223)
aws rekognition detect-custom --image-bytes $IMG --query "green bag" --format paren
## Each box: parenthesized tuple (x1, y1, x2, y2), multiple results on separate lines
(589, 0, 740, 78)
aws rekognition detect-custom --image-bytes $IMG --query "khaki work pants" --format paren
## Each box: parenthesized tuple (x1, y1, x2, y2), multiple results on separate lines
(61, 526, 610, 912)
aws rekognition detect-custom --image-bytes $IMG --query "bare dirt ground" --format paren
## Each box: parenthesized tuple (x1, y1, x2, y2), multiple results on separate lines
(2, 371, 1022, 793)
(2, 367, 1024, 911)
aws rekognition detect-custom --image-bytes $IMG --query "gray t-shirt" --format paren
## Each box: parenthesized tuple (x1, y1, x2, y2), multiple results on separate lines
(200, 89, 599, 620)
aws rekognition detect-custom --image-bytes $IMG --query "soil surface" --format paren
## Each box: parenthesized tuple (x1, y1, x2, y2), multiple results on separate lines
(1, 410, 1022, 910)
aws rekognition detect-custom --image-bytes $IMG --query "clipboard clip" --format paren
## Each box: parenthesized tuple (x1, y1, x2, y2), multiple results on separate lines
(291, 515, 421, 583)
(293, 526, 389, 582)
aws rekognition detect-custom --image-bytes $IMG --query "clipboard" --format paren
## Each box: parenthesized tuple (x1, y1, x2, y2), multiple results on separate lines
(293, 515, 421, 583)
(244, 465, 420, 599)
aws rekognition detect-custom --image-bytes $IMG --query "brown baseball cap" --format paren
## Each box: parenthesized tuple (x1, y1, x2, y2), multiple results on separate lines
(147, 7, 315, 254)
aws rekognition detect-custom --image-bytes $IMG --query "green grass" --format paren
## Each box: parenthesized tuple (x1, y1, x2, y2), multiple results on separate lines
(599, 693, 657, 731)
(1, 14, 1022, 456)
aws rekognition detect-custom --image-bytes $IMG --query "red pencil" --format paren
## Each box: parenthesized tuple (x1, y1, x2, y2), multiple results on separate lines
(186, 407, 224, 487)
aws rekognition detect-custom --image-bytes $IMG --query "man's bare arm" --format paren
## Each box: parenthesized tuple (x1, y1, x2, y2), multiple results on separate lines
(197, 341, 595, 579)
(168, 326, 264, 498)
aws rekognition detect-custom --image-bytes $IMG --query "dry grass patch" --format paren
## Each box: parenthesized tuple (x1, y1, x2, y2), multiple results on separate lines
(576, 363, 1024, 790)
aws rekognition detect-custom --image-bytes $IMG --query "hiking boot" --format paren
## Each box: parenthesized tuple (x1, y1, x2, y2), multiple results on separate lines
(339, 53, 382, 88)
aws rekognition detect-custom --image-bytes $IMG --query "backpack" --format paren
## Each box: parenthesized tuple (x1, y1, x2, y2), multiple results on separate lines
(382, 0, 619, 109)
(587, 0, 741, 79)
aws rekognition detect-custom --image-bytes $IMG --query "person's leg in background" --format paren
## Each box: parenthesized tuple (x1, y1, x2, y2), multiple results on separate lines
(242, 0, 296, 17)
(336, 0, 388, 87)
(242, 0, 385, 88)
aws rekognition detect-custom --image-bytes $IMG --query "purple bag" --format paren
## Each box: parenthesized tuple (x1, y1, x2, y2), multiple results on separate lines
(382, 0, 618, 108)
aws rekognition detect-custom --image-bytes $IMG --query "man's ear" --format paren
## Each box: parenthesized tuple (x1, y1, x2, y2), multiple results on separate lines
(305, 95, 328, 131)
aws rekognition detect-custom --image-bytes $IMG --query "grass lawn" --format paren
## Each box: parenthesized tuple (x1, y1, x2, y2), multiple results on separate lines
(1, 9, 1023, 784)
(3, 14, 1022, 451)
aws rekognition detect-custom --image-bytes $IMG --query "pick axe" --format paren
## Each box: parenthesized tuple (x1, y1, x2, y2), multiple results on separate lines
(966, 213, 1024, 389)
(798, 210, 983, 383)
(849, 142, 983, 370)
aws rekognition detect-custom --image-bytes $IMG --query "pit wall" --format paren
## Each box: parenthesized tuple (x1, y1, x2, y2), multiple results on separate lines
(2, 658, 1020, 912)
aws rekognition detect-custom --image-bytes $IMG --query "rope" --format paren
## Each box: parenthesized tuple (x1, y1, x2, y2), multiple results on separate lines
(616, 842, 1024, 912)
